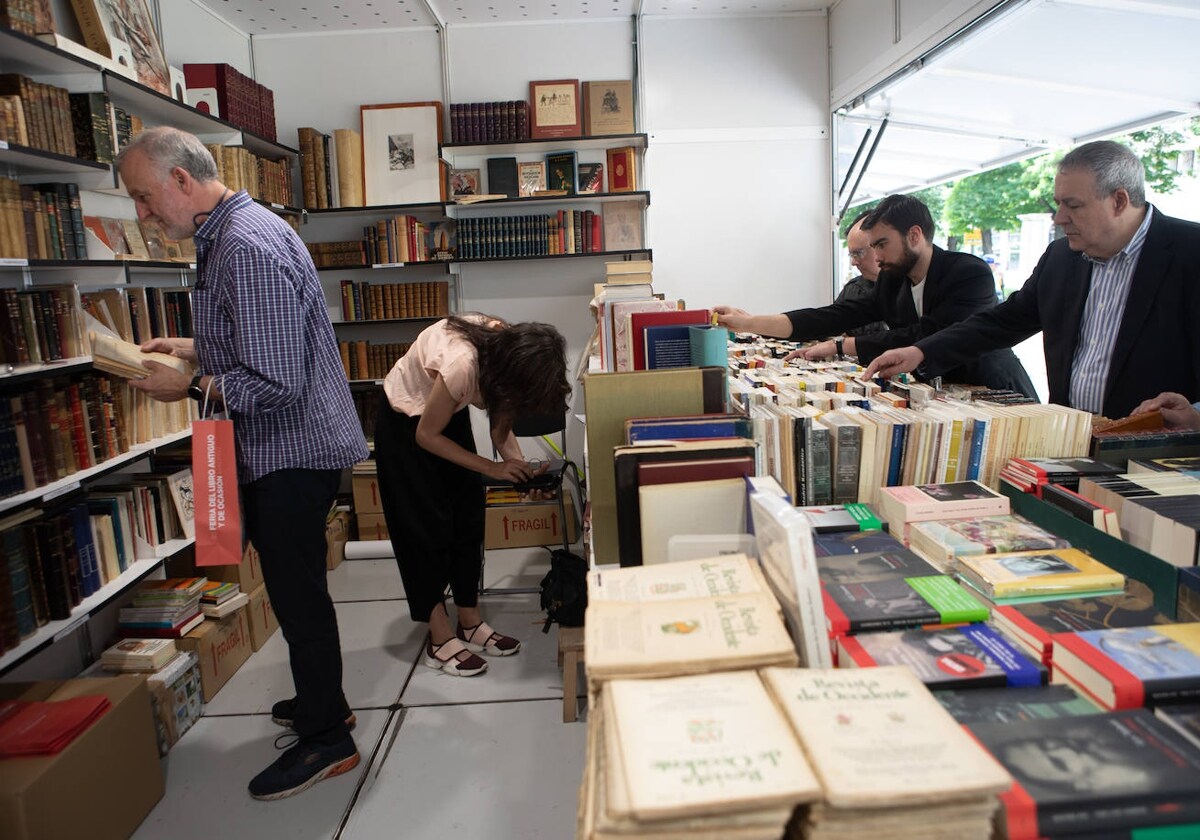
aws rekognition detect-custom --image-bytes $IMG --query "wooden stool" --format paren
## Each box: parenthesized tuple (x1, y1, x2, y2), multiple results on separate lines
(558, 625, 585, 723)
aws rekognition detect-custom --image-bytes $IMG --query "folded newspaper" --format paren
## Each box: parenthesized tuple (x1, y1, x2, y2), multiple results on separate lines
(89, 332, 190, 379)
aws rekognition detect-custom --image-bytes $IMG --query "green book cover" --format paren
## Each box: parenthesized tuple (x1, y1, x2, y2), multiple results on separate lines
(907, 575, 989, 623)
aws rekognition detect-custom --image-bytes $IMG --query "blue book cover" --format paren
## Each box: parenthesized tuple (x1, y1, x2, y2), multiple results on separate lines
(68, 502, 101, 597)
(643, 325, 692, 369)
(1076, 626, 1200, 681)
(967, 416, 987, 481)
(688, 324, 727, 367)
(886, 422, 906, 486)
(626, 417, 752, 444)
(88, 498, 128, 573)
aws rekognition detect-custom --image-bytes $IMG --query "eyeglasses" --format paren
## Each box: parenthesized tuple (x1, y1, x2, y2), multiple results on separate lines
(848, 249, 868, 259)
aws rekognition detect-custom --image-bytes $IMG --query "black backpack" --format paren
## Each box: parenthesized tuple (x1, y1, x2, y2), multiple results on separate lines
(539, 548, 588, 633)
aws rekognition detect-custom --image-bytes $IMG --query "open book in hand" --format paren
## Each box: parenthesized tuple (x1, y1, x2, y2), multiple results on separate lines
(89, 331, 189, 379)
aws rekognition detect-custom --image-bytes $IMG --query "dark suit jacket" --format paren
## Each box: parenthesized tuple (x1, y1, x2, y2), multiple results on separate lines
(834, 276, 888, 337)
(917, 208, 1200, 419)
(785, 245, 1035, 395)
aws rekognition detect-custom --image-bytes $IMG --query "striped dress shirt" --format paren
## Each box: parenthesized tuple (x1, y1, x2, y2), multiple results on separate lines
(193, 191, 368, 483)
(1068, 206, 1154, 414)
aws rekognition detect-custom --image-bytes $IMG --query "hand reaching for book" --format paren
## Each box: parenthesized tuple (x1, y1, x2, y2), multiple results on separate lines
(861, 346, 924, 382)
(141, 337, 198, 364)
(1132, 392, 1200, 431)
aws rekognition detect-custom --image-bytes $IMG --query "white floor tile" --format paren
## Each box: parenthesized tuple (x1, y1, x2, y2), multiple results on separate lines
(480, 546, 552, 591)
(401, 594, 565, 706)
(203, 601, 425, 716)
(327, 557, 407, 602)
(131, 708, 389, 840)
(343, 701, 585, 840)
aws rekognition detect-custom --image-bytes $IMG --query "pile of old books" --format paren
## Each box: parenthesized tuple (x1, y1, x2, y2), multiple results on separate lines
(578, 666, 1011, 840)
(199, 580, 247, 619)
(118, 577, 206, 638)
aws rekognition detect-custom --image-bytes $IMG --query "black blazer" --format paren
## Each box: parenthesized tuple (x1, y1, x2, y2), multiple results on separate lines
(917, 208, 1200, 419)
(785, 245, 1034, 395)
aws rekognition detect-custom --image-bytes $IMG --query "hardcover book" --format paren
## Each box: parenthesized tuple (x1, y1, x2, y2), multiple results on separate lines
(485, 157, 519, 198)
(88, 332, 189, 380)
(1051, 623, 1200, 709)
(582, 80, 635, 136)
(603, 671, 820, 821)
(956, 547, 1124, 602)
(908, 514, 1071, 572)
(935, 684, 1098, 724)
(545, 150, 578, 194)
(991, 591, 1172, 664)
(970, 709, 1200, 839)
(605, 145, 637, 192)
(822, 573, 989, 637)
(602, 199, 643, 252)
(837, 622, 1048, 689)
(516, 160, 545, 197)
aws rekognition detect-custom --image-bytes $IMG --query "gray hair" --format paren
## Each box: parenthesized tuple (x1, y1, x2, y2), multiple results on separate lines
(115, 125, 218, 183)
(1059, 140, 1146, 207)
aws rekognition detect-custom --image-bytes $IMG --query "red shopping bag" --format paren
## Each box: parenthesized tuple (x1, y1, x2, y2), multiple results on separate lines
(193, 418, 243, 566)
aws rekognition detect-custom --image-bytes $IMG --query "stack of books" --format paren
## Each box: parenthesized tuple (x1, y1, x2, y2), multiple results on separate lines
(118, 577, 206, 638)
(199, 580, 248, 619)
(99, 638, 178, 672)
(907, 514, 1071, 574)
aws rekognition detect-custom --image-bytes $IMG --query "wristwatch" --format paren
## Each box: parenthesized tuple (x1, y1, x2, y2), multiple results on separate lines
(834, 337, 845, 360)
(187, 374, 204, 402)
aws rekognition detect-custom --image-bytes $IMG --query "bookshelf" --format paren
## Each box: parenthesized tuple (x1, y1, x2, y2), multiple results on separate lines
(0, 23, 300, 676)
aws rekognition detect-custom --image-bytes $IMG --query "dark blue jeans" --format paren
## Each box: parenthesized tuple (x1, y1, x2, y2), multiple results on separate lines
(241, 467, 351, 744)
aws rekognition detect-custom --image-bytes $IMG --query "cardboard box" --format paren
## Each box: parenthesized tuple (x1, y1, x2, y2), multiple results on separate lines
(353, 471, 383, 515)
(176, 609, 252, 702)
(146, 650, 203, 755)
(0, 676, 164, 840)
(326, 507, 351, 570)
(485, 497, 577, 549)
(357, 512, 390, 541)
(208, 541, 264, 592)
(245, 583, 280, 652)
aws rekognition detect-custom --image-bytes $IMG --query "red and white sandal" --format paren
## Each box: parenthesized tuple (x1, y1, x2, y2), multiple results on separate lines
(457, 621, 521, 656)
(423, 637, 488, 676)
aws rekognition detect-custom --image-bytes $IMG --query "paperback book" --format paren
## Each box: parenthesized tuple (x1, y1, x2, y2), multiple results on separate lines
(1051, 623, 1200, 710)
(822, 573, 989, 637)
(586, 554, 767, 603)
(908, 514, 1071, 573)
(934, 684, 1098, 725)
(955, 547, 1124, 603)
(991, 592, 1172, 664)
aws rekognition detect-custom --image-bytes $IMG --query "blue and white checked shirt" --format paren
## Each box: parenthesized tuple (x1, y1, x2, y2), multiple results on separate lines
(1069, 206, 1154, 414)
(193, 191, 368, 483)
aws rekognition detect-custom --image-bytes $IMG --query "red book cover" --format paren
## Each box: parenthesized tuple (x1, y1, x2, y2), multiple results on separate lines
(182, 64, 229, 118)
(592, 212, 602, 252)
(628, 309, 710, 371)
(636, 455, 755, 487)
(67, 383, 92, 470)
(834, 632, 873, 667)
(0, 695, 111, 756)
(822, 585, 850, 637)
(1050, 631, 1143, 709)
(992, 604, 1054, 662)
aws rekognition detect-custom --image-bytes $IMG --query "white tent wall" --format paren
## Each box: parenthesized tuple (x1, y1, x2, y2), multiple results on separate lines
(829, 0, 1002, 110)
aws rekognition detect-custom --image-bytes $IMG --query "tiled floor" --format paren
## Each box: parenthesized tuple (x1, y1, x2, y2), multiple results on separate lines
(133, 547, 587, 840)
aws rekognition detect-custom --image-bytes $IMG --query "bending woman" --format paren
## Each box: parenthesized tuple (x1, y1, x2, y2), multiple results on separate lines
(376, 314, 570, 676)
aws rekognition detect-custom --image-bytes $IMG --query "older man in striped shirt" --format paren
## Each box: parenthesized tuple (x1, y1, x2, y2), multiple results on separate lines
(118, 127, 368, 801)
(864, 140, 1200, 420)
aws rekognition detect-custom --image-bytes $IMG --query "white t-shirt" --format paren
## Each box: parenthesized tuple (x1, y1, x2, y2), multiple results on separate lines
(910, 278, 927, 318)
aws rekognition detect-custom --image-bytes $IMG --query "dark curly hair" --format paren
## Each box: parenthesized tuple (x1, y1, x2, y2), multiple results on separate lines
(445, 314, 570, 422)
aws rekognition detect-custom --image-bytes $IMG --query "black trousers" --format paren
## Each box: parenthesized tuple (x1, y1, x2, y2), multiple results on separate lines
(242, 468, 351, 745)
(374, 392, 485, 622)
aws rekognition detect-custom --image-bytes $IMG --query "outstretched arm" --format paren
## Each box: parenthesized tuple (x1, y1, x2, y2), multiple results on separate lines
(712, 306, 792, 338)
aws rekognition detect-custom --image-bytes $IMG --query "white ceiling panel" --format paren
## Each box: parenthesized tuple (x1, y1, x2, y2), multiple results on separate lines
(837, 0, 1200, 205)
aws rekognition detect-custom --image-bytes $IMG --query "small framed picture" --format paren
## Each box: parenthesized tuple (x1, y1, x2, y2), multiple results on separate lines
(577, 163, 603, 195)
(360, 101, 445, 206)
(529, 79, 581, 140)
(518, 161, 546, 197)
(449, 168, 481, 197)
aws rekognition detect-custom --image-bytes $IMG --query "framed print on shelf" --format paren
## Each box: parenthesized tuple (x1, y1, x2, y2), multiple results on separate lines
(449, 168, 481, 197)
(73, 0, 171, 93)
(518, 161, 546, 197)
(583, 81, 635, 136)
(360, 101, 445, 207)
(603, 200, 643, 251)
(529, 79, 581, 140)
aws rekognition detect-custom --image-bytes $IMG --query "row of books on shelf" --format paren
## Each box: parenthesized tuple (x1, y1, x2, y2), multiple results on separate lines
(448, 100, 530, 144)
(338, 340, 409, 382)
(479, 147, 636, 197)
(183, 63, 278, 142)
(1, 283, 192, 369)
(0, 471, 191, 651)
(297, 126, 363, 210)
(0, 177, 83, 261)
(203, 143, 293, 209)
(0, 1, 51, 37)
(0, 371, 194, 499)
(456, 209, 619, 260)
(363, 214, 440, 264)
(350, 389, 379, 442)
(337, 279, 449, 322)
(0, 77, 143, 164)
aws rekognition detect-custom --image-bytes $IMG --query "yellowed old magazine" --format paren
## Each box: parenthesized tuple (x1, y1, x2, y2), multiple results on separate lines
(604, 672, 820, 823)
(586, 554, 768, 604)
(761, 666, 1011, 809)
(584, 591, 797, 681)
